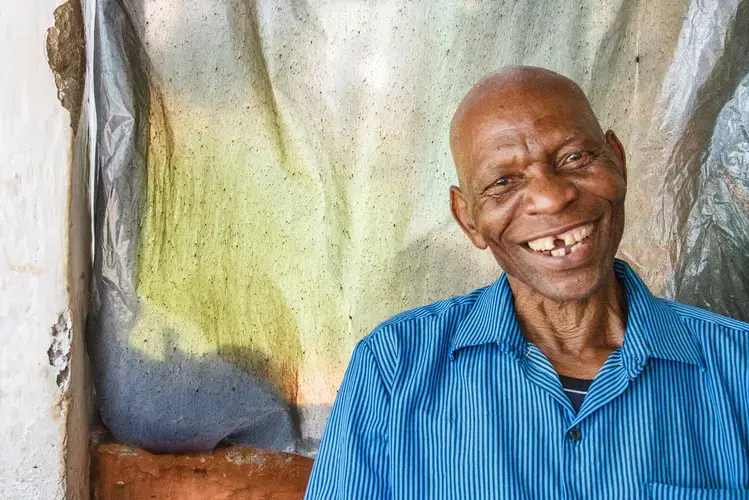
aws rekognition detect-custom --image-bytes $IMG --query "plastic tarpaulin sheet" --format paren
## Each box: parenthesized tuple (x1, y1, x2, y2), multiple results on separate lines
(86, 0, 749, 454)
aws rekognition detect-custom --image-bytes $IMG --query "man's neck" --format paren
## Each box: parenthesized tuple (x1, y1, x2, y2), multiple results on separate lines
(507, 271, 627, 380)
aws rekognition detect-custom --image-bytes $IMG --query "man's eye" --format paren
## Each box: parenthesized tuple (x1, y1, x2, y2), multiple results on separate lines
(494, 176, 508, 186)
(565, 152, 585, 163)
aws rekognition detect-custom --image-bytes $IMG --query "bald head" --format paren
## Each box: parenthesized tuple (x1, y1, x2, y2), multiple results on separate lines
(450, 66, 603, 188)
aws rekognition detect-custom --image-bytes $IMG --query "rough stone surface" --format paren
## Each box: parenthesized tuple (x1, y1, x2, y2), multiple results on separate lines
(46, 0, 86, 132)
(92, 443, 314, 500)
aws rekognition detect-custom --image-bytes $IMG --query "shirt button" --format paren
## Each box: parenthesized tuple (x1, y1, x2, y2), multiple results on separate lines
(567, 428, 582, 442)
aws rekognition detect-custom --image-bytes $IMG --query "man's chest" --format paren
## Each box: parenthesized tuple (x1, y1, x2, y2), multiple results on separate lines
(386, 353, 747, 499)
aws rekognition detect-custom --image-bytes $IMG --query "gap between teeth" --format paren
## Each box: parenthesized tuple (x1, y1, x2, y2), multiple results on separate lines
(527, 224, 593, 254)
(550, 242, 582, 257)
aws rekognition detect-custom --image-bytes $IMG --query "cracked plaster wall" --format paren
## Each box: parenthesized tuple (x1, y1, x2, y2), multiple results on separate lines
(0, 0, 90, 498)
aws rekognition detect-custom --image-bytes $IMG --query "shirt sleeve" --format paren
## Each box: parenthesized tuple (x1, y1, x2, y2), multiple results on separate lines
(304, 340, 391, 499)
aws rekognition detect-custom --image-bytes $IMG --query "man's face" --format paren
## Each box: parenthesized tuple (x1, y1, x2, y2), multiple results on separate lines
(450, 89, 627, 302)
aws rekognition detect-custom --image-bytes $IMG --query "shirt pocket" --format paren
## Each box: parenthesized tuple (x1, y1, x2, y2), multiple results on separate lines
(649, 483, 749, 499)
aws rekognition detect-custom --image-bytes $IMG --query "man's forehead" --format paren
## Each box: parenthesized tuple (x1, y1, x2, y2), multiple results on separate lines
(467, 111, 588, 163)
(450, 67, 603, 184)
(457, 89, 593, 143)
(471, 114, 583, 143)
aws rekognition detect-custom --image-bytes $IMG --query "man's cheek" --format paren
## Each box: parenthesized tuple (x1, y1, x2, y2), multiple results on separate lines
(581, 174, 625, 203)
(595, 164, 626, 199)
(479, 216, 510, 247)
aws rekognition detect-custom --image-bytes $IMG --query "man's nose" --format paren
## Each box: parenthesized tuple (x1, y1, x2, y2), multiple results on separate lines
(523, 169, 578, 215)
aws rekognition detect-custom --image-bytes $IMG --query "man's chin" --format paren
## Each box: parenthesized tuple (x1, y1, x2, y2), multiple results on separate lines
(506, 261, 610, 303)
(534, 275, 605, 302)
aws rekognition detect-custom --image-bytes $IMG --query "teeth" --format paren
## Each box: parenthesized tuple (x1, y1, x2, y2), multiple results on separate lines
(551, 248, 566, 257)
(556, 224, 592, 244)
(528, 236, 555, 251)
(570, 242, 582, 253)
(526, 223, 595, 253)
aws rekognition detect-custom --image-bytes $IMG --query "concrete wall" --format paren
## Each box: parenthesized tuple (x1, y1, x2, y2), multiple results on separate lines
(0, 0, 89, 498)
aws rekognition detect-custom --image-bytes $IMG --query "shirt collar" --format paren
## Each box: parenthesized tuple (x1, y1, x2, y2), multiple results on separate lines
(449, 259, 704, 371)
(448, 272, 527, 360)
(613, 259, 704, 373)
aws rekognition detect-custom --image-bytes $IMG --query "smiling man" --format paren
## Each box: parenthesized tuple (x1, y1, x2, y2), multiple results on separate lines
(304, 67, 749, 499)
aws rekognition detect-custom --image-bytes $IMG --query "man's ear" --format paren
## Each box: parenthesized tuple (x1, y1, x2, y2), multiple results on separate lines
(450, 186, 488, 250)
(605, 130, 627, 183)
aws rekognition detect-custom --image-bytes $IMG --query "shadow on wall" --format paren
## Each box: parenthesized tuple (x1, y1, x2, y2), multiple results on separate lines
(90, 322, 328, 454)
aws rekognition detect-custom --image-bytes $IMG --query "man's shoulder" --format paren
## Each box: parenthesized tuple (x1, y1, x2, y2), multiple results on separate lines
(662, 298, 749, 357)
(664, 299, 749, 333)
(356, 285, 490, 384)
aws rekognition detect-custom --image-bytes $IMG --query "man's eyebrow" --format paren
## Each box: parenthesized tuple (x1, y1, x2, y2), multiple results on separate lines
(472, 149, 521, 180)
(559, 127, 583, 145)
(556, 135, 606, 157)
(473, 135, 526, 161)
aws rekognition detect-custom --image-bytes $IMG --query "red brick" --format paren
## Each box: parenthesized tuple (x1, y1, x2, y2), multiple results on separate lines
(92, 443, 313, 500)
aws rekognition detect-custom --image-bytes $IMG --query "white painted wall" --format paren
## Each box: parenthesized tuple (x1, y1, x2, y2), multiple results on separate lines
(0, 0, 88, 498)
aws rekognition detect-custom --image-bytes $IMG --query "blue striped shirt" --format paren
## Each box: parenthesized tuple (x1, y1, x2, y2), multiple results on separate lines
(305, 260, 749, 499)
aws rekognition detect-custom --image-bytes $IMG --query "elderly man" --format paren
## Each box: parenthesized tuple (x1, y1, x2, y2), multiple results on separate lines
(304, 67, 749, 499)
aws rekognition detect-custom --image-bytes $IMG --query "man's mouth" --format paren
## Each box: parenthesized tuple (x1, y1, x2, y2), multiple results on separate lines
(525, 222, 595, 257)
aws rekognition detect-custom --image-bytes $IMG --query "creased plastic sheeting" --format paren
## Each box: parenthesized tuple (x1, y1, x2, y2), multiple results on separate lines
(88, 0, 297, 453)
(85, 0, 749, 455)
(659, 0, 749, 320)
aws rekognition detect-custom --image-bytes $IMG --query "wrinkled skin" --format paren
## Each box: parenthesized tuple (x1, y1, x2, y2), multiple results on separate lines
(450, 67, 628, 379)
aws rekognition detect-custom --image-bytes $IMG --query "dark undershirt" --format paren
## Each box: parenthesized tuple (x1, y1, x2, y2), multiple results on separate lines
(558, 375, 593, 412)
